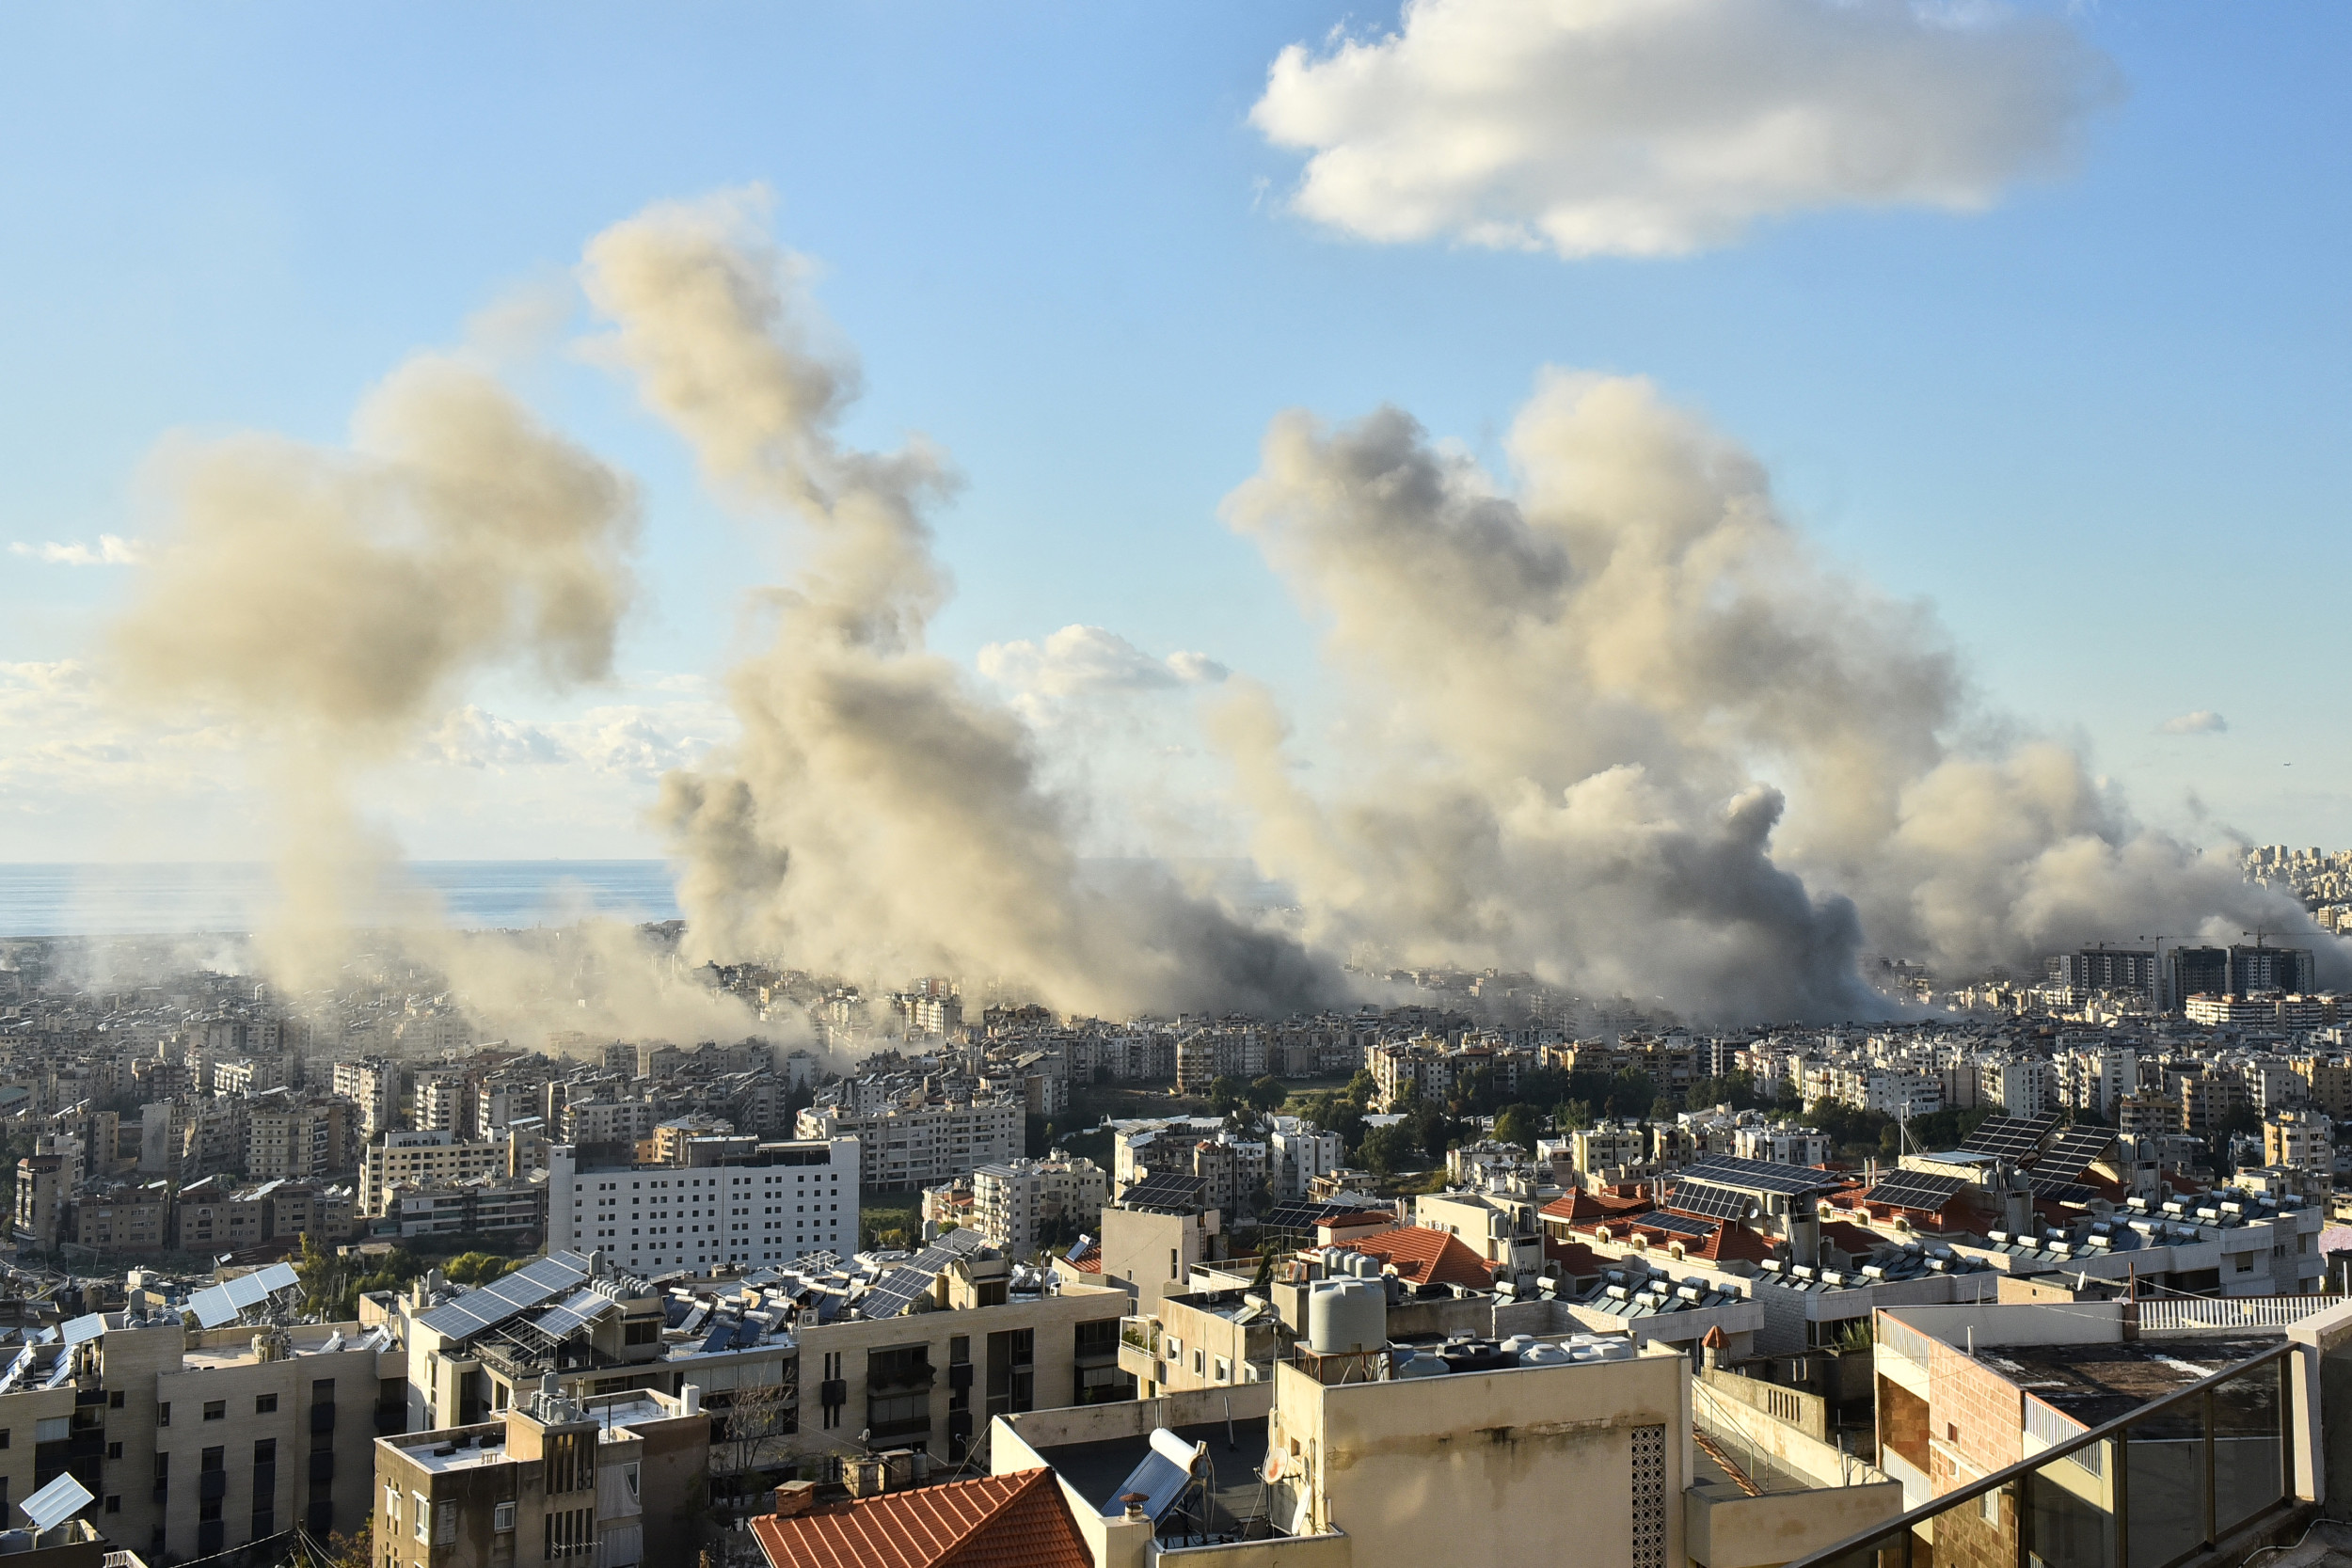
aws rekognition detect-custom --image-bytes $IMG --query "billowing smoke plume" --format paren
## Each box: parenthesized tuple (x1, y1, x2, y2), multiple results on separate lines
(1216, 372, 2334, 1016)
(103, 354, 669, 1013)
(580, 194, 1335, 1018)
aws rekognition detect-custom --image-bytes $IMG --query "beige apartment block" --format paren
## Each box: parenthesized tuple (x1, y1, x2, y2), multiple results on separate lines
(362, 1132, 507, 1217)
(374, 1385, 707, 1568)
(0, 1312, 400, 1565)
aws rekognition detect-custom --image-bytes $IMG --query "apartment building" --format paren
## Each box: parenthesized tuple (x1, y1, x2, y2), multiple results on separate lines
(64, 1180, 169, 1254)
(970, 1157, 1107, 1259)
(561, 1101, 663, 1148)
(11, 1153, 66, 1252)
(1268, 1117, 1343, 1199)
(245, 1091, 358, 1181)
(401, 1238, 1130, 1471)
(795, 1097, 1019, 1189)
(0, 1310, 397, 1564)
(374, 1385, 708, 1568)
(211, 1056, 289, 1096)
(413, 1073, 469, 1136)
(389, 1176, 548, 1241)
(546, 1138, 860, 1274)
(2265, 1110, 2332, 1172)
(1977, 1055, 2052, 1117)
(333, 1058, 403, 1139)
(361, 1132, 507, 1217)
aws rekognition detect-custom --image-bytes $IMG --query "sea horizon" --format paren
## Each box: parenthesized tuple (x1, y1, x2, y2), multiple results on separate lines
(0, 860, 681, 938)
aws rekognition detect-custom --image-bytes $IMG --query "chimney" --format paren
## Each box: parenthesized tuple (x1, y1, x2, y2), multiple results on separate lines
(1120, 1494, 1151, 1523)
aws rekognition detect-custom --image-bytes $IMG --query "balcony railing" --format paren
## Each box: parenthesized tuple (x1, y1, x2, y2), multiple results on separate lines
(1119, 1318, 1158, 1354)
(1784, 1340, 2296, 1568)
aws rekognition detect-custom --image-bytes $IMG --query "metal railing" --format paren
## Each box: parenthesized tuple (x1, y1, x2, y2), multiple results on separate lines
(1784, 1340, 2296, 1568)
(2137, 1295, 2342, 1333)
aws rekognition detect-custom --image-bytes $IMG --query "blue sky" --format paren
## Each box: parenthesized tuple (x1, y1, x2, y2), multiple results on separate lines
(1, 2, 2347, 863)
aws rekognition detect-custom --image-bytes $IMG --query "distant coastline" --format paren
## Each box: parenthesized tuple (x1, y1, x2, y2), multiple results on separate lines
(0, 861, 680, 938)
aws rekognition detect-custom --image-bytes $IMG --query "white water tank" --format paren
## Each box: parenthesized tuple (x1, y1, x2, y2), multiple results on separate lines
(1307, 1280, 1385, 1354)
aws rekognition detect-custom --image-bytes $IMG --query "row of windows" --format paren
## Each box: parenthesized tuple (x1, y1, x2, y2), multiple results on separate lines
(157, 1382, 325, 1426)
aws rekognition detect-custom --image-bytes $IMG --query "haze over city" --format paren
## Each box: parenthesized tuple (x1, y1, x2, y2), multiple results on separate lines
(8, 13, 2352, 1568)
(3, 3, 2348, 1022)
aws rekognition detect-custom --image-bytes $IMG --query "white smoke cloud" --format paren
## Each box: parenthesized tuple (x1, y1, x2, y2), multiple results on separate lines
(103, 353, 642, 987)
(1251, 0, 2119, 258)
(579, 192, 1336, 1017)
(11, 534, 149, 565)
(1215, 372, 2332, 1014)
(2164, 710, 2228, 736)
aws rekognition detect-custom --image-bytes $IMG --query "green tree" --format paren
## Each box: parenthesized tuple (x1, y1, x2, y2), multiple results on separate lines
(1343, 1069, 1378, 1108)
(1246, 1076, 1290, 1115)
(443, 1252, 514, 1287)
(1493, 1104, 1543, 1152)
(1209, 1075, 1248, 1116)
(1555, 1099, 1596, 1131)
(1360, 1124, 1418, 1176)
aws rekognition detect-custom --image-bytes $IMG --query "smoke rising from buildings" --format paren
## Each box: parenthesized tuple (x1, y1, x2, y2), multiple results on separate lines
(1216, 372, 2334, 1014)
(580, 193, 1338, 1019)
(86, 198, 2338, 1028)
(101, 354, 659, 1010)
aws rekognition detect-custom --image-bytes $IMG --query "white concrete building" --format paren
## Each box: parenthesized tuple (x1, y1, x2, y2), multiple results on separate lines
(546, 1137, 859, 1271)
(970, 1155, 1108, 1258)
(1269, 1116, 1344, 1198)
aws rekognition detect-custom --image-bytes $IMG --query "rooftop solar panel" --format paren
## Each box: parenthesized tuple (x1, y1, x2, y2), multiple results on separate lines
(186, 1261, 304, 1330)
(18, 1472, 91, 1533)
(1863, 1171, 1969, 1212)
(532, 1289, 618, 1340)
(1960, 1115, 2058, 1159)
(1665, 1181, 1756, 1221)
(2027, 1175, 2098, 1205)
(415, 1252, 592, 1340)
(2027, 1124, 2117, 1181)
(57, 1314, 105, 1348)
(1632, 1211, 1719, 1238)
(1120, 1172, 1208, 1214)
(1679, 1155, 1848, 1196)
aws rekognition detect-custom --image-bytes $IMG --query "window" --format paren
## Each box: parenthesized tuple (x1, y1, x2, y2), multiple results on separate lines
(437, 1503, 457, 1544)
(107, 1391, 124, 1410)
(156, 1404, 169, 1429)
(256, 1394, 278, 1414)
(201, 1447, 224, 1472)
(202, 1401, 226, 1421)
(254, 1439, 276, 1465)
(493, 1502, 515, 1534)
(103, 1497, 119, 1514)
(106, 1442, 122, 1460)
(384, 1483, 399, 1523)
(311, 1380, 335, 1403)
(199, 1498, 221, 1523)
(413, 1493, 429, 1543)
(1981, 1488, 2001, 1525)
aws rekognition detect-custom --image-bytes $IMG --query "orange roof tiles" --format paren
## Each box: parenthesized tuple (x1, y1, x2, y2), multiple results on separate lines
(750, 1468, 1090, 1568)
(1330, 1223, 1495, 1289)
(1689, 1222, 1777, 1266)
(1065, 1242, 1102, 1274)
(1539, 1189, 1655, 1224)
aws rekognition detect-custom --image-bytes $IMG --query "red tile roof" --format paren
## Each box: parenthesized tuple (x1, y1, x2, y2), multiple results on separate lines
(1330, 1224, 1495, 1290)
(1689, 1222, 1777, 1266)
(1064, 1242, 1102, 1274)
(1539, 1189, 1654, 1224)
(1544, 1238, 1603, 1280)
(750, 1468, 1090, 1568)
(1819, 1219, 1884, 1258)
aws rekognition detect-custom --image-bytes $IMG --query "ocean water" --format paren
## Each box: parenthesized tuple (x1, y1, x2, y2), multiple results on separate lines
(0, 862, 680, 937)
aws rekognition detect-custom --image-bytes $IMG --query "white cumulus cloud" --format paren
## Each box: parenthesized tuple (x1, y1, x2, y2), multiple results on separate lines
(2164, 710, 2228, 736)
(1251, 0, 2118, 259)
(10, 534, 149, 565)
(977, 625, 1229, 700)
